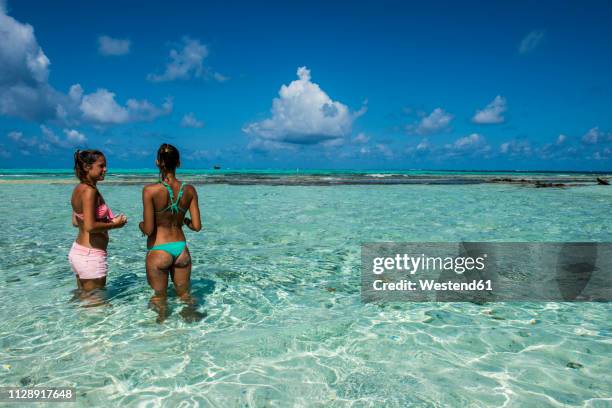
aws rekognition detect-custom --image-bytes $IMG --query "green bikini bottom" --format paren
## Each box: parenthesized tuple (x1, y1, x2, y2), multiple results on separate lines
(148, 241, 187, 261)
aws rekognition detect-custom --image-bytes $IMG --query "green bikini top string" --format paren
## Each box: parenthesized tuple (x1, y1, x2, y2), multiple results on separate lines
(161, 181, 185, 214)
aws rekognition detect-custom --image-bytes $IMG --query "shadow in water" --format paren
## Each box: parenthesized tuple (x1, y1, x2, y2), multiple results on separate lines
(69, 287, 110, 308)
(150, 277, 216, 324)
(105, 272, 145, 302)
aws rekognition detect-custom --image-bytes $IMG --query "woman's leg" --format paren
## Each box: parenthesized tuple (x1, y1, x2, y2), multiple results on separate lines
(79, 277, 106, 291)
(171, 247, 192, 301)
(171, 248, 205, 322)
(146, 250, 173, 323)
(77, 277, 107, 306)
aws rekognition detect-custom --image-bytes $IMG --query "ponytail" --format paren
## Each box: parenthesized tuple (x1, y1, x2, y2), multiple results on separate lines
(156, 143, 180, 180)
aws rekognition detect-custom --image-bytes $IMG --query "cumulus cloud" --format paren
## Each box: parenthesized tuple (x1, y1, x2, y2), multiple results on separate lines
(247, 138, 298, 153)
(148, 37, 208, 82)
(472, 95, 507, 124)
(63, 128, 86, 143)
(581, 127, 612, 145)
(556, 134, 566, 145)
(98, 35, 131, 56)
(41, 125, 64, 146)
(7, 130, 50, 153)
(404, 133, 491, 159)
(0, 144, 10, 158)
(499, 139, 532, 156)
(592, 148, 610, 161)
(0, 5, 172, 126)
(8, 131, 35, 146)
(416, 139, 430, 151)
(213, 72, 230, 82)
(78, 88, 172, 125)
(519, 30, 545, 55)
(181, 112, 204, 128)
(0, 3, 60, 120)
(352, 133, 370, 144)
(453, 133, 485, 149)
(80, 89, 129, 124)
(243, 66, 365, 148)
(409, 108, 453, 135)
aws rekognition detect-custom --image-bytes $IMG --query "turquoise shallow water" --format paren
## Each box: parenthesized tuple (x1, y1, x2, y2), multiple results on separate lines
(0, 180, 611, 407)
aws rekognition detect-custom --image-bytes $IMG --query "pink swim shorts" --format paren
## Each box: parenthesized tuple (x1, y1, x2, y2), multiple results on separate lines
(68, 242, 108, 279)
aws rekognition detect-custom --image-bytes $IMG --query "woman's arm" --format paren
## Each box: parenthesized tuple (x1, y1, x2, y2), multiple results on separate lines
(81, 187, 126, 232)
(140, 186, 155, 236)
(186, 186, 202, 232)
(72, 212, 79, 227)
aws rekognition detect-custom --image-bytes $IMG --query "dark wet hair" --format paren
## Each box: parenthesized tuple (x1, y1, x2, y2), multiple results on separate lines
(157, 143, 180, 178)
(74, 149, 105, 182)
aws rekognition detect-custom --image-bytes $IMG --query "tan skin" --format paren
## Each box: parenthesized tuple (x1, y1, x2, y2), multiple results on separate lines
(139, 160, 202, 322)
(71, 156, 128, 291)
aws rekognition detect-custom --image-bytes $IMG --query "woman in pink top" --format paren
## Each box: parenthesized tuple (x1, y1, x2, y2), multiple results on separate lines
(69, 150, 127, 292)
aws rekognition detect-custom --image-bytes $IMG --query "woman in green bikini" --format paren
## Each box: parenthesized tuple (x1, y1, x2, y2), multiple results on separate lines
(139, 143, 203, 322)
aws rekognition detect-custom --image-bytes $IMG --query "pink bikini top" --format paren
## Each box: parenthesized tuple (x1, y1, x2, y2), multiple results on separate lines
(74, 203, 115, 222)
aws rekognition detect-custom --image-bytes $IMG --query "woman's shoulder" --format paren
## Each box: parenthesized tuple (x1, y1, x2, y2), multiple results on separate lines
(143, 182, 163, 192)
(73, 182, 96, 195)
(182, 183, 198, 195)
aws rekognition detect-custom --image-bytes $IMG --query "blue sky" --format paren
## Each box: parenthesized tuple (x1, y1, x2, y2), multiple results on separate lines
(0, 0, 611, 170)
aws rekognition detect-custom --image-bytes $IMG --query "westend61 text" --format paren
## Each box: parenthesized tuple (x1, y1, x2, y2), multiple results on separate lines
(372, 254, 487, 275)
(372, 279, 493, 291)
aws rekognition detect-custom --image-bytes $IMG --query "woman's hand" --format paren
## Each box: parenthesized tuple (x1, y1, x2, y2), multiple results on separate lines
(139, 221, 147, 236)
(112, 214, 128, 229)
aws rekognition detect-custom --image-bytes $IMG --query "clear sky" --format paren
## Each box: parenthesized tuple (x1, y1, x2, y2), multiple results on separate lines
(1, 0, 611, 170)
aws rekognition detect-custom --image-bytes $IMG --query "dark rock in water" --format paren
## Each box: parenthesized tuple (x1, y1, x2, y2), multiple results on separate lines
(535, 182, 567, 188)
(20, 376, 33, 386)
(596, 177, 609, 185)
(213, 165, 221, 170)
(180, 306, 207, 323)
(566, 362, 583, 369)
(325, 287, 336, 292)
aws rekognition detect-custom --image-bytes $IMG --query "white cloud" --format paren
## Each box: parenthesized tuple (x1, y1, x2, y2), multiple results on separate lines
(0, 144, 10, 158)
(181, 112, 204, 128)
(148, 37, 208, 82)
(78, 88, 172, 125)
(519, 30, 545, 55)
(7, 130, 51, 153)
(63, 128, 86, 143)
(41, 125, 63, 146)
(243, 66, 364, 146)
(80, 89, 129, 124)
(592, 147, 610, 161)
(126, 96, 173, 121)
(247, 138, 298, 153)
(375, 143, 393, 158)
(0, 6, 172, 126)
(352, 133, 370, 144)
(0, 4, 59, 120)
(186, 149, 214, 160)
(410, 108, 453, 135)
(472, 95, 507, 124)
(581, 127, 611, 145)
(213, 72, 229, 82)
(416, 139, 430, 151)
(556, 134, 566, 145)
(499, 139, 532, 156)
(451, 133, 486, 150)
(98, 35, 131, 56)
